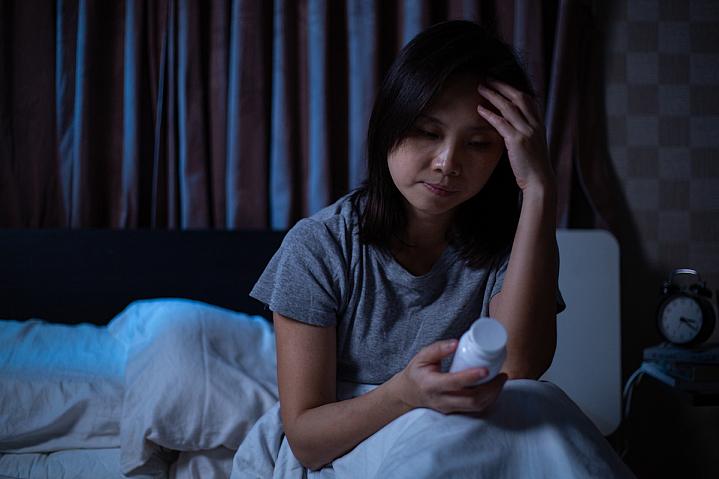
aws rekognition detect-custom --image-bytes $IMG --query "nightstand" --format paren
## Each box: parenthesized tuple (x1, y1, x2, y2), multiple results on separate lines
(620, 343, 719, 478)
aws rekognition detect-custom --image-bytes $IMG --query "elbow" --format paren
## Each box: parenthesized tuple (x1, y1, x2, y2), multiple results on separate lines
(527, 351, 555, 379)
(293, 452, 324, 472)
(288, 443, 327, 471)
(532, 338, 557, 379)
(503, 364, 547, 381)
(283, 425, 329, 471)
(294, 448, 325, 472)
(504, 331, 557, 380)
(503, 361, 551, 380)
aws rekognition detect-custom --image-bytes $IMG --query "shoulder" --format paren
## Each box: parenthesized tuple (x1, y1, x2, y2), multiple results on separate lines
(290, 193, 359, 243)
(283, 193, 361, 263)
(307, 192, 360, 231)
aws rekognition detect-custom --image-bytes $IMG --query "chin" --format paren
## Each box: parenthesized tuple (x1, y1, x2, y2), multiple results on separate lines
(405, 194, 463, 217)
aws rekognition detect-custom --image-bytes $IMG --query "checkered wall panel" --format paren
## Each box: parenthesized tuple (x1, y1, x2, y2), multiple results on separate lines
(605, 0, 719, 292)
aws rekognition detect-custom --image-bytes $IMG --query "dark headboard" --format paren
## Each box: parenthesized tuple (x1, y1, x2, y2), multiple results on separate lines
(0, 229, 286, 325)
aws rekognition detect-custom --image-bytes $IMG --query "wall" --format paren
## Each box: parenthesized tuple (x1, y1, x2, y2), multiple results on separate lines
(600, 0, 719, 476)
(604, 0, 718, 292)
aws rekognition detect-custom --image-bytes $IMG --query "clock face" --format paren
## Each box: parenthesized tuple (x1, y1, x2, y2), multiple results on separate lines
(659, 295, 704, 344)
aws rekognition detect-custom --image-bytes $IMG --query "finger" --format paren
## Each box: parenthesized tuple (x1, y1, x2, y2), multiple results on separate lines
(450, 370, 507, 394)
(469, 372, 507, 387)
(477, 84, 532, 135)
(486, 80, 541, 128)
(476, 104, 517, 140)
(414, 339, 458, 366)
(439, 386, 501, 413)
(480, 373, 509, 397)
(477, 374, 508, 409)
(435, 393, 483, 413)
(444, 373, 508, 412)
(437, 367, 489, 391)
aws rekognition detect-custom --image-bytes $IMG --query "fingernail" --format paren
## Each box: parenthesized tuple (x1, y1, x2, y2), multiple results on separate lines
(444, 340, 458, 351)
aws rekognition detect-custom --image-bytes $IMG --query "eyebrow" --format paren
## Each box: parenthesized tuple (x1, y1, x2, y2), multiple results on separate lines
(417, 114, 494, 132)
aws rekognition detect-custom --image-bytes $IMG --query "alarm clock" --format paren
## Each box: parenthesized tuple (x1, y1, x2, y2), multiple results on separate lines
(657, 269, 716, 347)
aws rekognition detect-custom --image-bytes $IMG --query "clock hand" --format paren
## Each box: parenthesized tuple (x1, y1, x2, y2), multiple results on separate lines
(680, 317, 699, 330)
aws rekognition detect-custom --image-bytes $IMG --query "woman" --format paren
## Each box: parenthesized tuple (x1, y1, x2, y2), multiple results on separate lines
(232, 20, 634, 478)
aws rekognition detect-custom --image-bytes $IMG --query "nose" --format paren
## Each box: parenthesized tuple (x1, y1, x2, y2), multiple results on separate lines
(432, 145, 461, 176)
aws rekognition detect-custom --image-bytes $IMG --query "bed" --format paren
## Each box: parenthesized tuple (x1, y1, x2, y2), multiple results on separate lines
(0, 228, 623, 478)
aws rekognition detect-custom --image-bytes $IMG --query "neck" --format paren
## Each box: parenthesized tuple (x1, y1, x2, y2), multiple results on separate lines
(396, 205, 453, 251)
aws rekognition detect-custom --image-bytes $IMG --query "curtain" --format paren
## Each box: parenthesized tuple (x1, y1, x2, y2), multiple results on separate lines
(0, 0, 603, 230)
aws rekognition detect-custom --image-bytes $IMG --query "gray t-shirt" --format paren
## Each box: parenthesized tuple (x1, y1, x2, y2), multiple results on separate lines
(250, 193, 562, 385)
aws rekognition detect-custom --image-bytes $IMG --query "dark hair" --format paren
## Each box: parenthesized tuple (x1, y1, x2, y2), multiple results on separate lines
(352, 20, 533, 267)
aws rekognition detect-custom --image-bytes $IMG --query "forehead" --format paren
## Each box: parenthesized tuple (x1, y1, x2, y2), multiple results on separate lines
(422, 73, 493, 124)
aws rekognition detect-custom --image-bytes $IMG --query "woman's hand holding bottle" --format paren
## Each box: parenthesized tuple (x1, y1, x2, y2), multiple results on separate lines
(390, 339, 508, 415)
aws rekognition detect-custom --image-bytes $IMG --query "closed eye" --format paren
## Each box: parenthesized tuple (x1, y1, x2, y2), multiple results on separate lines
(414, 127, 440, 140)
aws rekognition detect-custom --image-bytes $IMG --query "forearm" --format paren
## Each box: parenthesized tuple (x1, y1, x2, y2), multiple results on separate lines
(494, 184, 559, 379)
(285, 374, 411, 470)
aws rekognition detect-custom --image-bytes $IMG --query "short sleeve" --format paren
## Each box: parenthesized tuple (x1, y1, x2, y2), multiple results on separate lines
(489, 252, 567, 315)
(249, 219, 346, 327)
(490, 252, 510, 301)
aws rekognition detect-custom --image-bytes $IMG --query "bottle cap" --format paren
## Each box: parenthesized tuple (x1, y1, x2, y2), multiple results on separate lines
(469, 317, 507, 357)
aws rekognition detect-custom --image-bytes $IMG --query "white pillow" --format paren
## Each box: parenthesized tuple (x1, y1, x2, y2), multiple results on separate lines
(107, 299, 278, 476)
(0, 320, 126, 453)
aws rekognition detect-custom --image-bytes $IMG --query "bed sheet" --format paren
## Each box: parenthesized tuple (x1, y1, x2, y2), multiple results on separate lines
(0, 319, 126, 453)
(0, 448, 159, 479)
(0, 447, 236, 479)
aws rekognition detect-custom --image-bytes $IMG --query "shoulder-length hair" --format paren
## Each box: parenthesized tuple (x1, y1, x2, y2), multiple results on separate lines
(351, 20, 534, 268)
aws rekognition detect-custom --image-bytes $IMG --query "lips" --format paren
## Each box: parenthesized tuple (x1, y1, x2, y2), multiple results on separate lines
(423, 182, 458, 197)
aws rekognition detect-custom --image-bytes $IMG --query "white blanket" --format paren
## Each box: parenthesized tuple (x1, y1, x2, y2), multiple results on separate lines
(231, 380, 635, 479)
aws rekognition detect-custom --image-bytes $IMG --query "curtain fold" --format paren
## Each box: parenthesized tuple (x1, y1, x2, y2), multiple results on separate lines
(346, 0, 376, 191)
(225, 0, 270, 229)
(545, 0, 579, 228)
(121, 0, 140, 227)
(55, 0, 82, 227)
(1, 0, 605, 232)
(177, 0, 209, 229)
(269, 0, 296, 229)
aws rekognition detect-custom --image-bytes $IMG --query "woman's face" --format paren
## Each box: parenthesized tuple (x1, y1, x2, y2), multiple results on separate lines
(387, 74, 505, 222)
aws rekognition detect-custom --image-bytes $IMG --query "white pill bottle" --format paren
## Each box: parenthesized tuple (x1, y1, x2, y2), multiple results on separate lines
(449, 317, 507, 385)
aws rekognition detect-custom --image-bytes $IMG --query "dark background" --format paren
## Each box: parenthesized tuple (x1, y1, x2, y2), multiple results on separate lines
(599, 1, 719, 477)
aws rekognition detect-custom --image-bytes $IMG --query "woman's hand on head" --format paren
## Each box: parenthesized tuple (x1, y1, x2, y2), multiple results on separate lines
(475, 80, 554, 193)
(392, 339, 508, 415)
